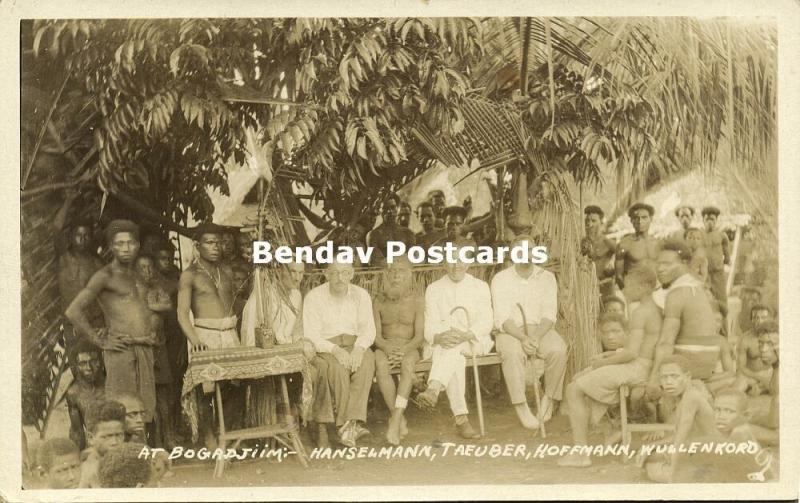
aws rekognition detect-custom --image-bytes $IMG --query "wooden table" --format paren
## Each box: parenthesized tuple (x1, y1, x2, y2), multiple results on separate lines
(181, 343, 311, 477)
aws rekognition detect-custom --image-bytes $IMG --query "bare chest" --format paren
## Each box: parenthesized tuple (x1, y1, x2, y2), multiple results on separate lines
(378, 298, 416, 325)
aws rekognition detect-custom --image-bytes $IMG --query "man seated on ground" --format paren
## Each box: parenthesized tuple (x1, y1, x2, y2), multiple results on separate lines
(492, 235, 568, 430)
(684, 227, 709, 284)
(560, 306, 660, 467)
(134, 254, 176, 448)
(177, 223, 243, 449)
(415, 238, 493, 439)
(736, 305, 774, 396)
(373, 256, 423, 445)
(647, 241, 719, 399)
(36, 438, 81, 489)
(66, 339, 105, 450)
(303, 258, 376, 448)
(640, 355, 717, 483)
(97, 443, 152, 488)
(66, 220, 158, 443)
(242, 261, 336, 448)
(79, 399, 127, 488)
(112, 392, 148, 444)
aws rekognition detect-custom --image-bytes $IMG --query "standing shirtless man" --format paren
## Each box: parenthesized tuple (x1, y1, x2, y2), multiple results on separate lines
(177, 223, 242, 448)
(615, 202, 662, 289)
(373, 256, 424, 445)
(66, 220, 158, 434)
(582, 205, 616, 297)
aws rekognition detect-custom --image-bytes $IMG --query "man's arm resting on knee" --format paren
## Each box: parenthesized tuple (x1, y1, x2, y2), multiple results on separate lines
(648, 293, 683, 386)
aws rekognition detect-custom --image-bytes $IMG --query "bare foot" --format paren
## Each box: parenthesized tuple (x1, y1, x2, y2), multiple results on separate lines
(414, 388, 439, 410)
(399, 416, 409, 438)
(386, 412, 403, 446)
(557, 453, 592, 467)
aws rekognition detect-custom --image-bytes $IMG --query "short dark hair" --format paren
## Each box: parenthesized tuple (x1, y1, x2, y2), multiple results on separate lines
(701, 206, 721, 217)
(661, 240, 692, 263)
(601, 296, 625, 309)
(85, 399, 126, 433)
(584, 205, 604, 219)
(37, 438, 79, 471)
(74, 338, 101, 358)
(135, 253, 155, 264)
(674, 206, 695, 217)
(383, 193, 401, 207)
(627, 202, 654, 218)
(398, 200, 411, 210)
(192, 222, 225, 241)
(714, 387, 748, 411)
(416, 201, 433, 212)
(153, 239, 176, 254)
(660, 354, 691, 374)
(427, 189, 445, 198)
(104, 220, 140, 245)
(97, 443, 151, 488)
(599, 312, 627, 330)
(442, 205, 468, 220)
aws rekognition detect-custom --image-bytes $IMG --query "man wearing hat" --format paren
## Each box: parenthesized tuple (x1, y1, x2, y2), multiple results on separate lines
(66, 219, 158, 435)
(615, 202, 662, 289)
(701, 206, 730, 314)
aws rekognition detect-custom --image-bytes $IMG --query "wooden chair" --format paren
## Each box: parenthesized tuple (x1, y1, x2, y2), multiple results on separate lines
(618, 384, 675, 463)
(389, 353, 503, 437)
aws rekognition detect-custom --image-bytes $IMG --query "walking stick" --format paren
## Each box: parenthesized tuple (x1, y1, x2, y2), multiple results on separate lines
(450, 306, 484, 437)
(517, 303, 546, 438)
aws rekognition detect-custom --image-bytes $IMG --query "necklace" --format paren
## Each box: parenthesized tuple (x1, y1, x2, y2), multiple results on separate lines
(196, 259, 222, 291)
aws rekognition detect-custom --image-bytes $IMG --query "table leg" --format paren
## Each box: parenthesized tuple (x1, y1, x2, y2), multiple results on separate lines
(213, 382, 227, 478)
(279, 375, 294, 427)
(279, 375, 309, 467)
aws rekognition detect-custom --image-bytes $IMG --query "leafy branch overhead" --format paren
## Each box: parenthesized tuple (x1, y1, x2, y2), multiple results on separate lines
(29, 18, 483, 224)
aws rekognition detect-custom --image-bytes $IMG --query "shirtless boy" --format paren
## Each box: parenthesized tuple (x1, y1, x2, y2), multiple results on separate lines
(615, 203, 661, 288)
(177, 223, 243, 448)
(559, 295, 659, 467)
(65, 339, 105, 450)
(66, 220, 158, 431)
(373, 256, 423, 445)
(112, 392, 148, 444)
(36, 438, 81, 489)
(79, 399, 126, 488)
(736, 305, 773, 396)
(684, 228, 709, 284)
(583, 205, 616, 296)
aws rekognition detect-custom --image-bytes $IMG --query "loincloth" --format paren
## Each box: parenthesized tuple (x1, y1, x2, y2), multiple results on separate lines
(673, 343, 720, 380)
(193, 316, 240, 350)
(102, 336, 156, 423)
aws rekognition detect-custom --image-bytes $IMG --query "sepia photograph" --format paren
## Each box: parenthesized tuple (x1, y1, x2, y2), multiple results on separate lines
(6, 2, 800, 500)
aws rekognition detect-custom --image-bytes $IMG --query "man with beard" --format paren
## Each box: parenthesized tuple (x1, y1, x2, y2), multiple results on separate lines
(66, 220, 158, 433)
(241, 261, 336, 447)
(366, 194, 416, 262)
(415, 239, 493, 439)
(373, 256, 423, 445)
(415, 201, 441, 250)
(303, 258, 376, 447)
(177, 223, 243, 448)
(669, 206, 696, 242)
(581, 205, 616, 297)
(65, 339, 105, 450)
(427, 189, 447, 231)
(646, 241, 718, 397)
(615, 202, 662, 289)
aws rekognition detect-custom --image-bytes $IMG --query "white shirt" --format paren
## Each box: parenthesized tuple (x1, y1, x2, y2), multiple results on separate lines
(241, 286, 303, 346)
(303, 283, 376, 353)
(653, 272, 703, 310)
(490, 264, 557, 330)
(424, 273, 494, 354)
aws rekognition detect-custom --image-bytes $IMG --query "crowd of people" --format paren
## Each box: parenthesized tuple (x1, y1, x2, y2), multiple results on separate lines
(32, 189, 779, 488)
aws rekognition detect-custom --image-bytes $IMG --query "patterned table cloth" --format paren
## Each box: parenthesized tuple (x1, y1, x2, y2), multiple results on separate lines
(180, 343, 311, 442)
